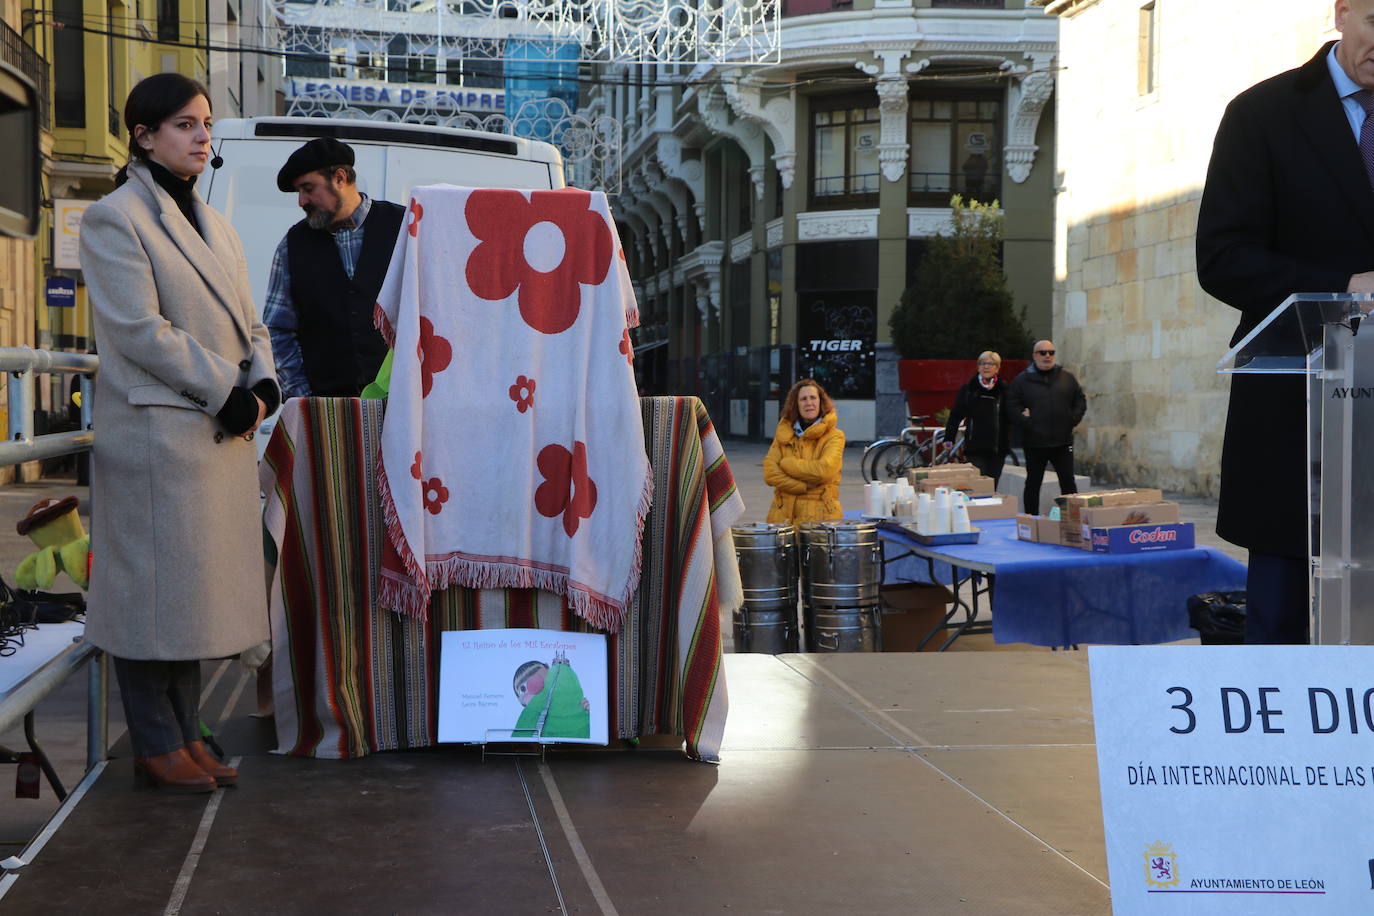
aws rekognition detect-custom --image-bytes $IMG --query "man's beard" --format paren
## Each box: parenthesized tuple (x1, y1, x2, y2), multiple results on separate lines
(305, 207, 334, 230)
(303, 188, 341, 230)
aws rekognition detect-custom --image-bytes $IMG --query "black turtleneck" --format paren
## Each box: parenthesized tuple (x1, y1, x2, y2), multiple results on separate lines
(145, 158, 202, 238)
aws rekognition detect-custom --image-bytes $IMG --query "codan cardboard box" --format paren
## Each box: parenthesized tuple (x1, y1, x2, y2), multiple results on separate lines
(916, 476, 997, 497)
(1071, 501, 1181, 549)
(1056, 489, 1168, 548)
(1086, 522, 1195, 554)
(879, 582, 954, 651)
(1015, 513, 1038, 541)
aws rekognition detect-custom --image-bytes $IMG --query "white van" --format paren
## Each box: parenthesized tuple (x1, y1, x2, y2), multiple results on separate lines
(202, 117, 566, 311)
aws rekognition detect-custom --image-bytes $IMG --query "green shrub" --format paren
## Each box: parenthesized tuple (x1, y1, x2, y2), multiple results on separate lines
(889, 195, 1032, 360)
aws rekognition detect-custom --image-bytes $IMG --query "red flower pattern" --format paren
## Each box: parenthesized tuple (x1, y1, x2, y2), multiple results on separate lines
(410, 451, 424, 480)
(422, 476, 450, 515)
(408, 198, 423, 237)
(508, 375, 536, 413)
(533, 441, 598, 537)
(417, 316, 452, 398)
(618, 329, 633, 365)
(464, 189, 614, 335)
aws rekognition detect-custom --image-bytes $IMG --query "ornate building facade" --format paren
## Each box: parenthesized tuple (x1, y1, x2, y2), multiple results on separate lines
(588, 0, 1058, 441)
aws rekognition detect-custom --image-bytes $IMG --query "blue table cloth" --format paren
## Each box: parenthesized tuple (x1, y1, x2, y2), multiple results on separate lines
(876, 517, 1247, 647)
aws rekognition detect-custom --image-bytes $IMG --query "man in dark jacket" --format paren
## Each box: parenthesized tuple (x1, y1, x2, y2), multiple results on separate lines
(264, 138, 405, 398)
(1197, 15, 1374, 644)
(1005, 340, 1087, 516)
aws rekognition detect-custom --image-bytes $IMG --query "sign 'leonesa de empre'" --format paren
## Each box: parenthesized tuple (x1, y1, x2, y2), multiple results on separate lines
(1090, 646, 1374, 914)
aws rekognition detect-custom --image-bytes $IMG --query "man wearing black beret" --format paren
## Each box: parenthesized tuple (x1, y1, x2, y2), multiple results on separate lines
(263, 137, 404, 398)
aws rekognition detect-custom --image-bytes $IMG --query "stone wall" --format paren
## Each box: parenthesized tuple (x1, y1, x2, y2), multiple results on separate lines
(1050, 1, 1337, 495)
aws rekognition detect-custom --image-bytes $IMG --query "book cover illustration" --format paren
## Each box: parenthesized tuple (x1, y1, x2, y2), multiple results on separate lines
(438, 628, 609, 745)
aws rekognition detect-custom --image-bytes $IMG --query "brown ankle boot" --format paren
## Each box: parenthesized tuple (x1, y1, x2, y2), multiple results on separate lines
(185, 740, 238, 787)
(134, 748, 216, 793)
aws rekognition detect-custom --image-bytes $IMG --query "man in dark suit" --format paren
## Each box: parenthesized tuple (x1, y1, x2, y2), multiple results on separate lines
(1196, 1, 1374, 643)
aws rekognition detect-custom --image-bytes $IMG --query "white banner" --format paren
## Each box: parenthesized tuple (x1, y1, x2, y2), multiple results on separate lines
(1091, 646, 1374, 914)
(52, 198, 94, 271)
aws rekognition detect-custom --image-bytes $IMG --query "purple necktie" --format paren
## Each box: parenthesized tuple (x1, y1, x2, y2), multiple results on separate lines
(1357, 90, 1374, 191)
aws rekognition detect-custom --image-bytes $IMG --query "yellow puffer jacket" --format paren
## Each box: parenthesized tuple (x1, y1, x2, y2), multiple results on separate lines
(764, 411, 845, 525)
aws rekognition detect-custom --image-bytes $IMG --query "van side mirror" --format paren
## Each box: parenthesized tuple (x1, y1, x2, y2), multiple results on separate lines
(0, 59, 40, 239)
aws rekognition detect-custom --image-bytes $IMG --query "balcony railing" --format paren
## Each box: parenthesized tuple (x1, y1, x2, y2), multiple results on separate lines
(909, 169, 1000, 203)
(0, 18, 51, 130)
(813, 172, 879, 197)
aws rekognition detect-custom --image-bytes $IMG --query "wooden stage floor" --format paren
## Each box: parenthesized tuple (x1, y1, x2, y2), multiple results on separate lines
(1, 651, 1111, 915)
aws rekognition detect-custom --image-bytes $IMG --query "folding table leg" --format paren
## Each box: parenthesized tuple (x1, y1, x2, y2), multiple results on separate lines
(23, 711, 67, 801)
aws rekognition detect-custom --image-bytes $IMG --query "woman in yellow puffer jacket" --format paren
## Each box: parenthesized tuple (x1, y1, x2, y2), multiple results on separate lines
(764, 379, 845, 524)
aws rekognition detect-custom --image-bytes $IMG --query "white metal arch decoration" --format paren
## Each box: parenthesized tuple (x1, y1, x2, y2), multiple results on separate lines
(272, 0, 780, 66)
(510, 97, 622, 194)
(283, 91, 623, 194)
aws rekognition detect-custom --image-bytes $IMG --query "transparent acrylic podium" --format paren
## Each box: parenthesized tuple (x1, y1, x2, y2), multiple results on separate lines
(1218, 293, 1374, 644)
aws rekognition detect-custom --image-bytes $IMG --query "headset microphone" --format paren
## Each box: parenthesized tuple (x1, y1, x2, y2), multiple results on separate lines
(210, 154, 224, 169)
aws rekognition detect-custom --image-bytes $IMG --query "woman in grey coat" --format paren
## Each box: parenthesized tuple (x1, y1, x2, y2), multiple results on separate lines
(79, 74, 279, 792)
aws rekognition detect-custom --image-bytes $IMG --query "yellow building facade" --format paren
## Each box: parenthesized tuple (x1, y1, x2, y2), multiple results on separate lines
(0, 0, 208, 481)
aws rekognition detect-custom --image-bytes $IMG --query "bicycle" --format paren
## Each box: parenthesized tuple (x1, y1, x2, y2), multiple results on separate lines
(861, 416, 967, 482)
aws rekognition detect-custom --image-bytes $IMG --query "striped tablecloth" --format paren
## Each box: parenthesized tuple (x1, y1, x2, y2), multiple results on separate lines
(261, 395, 742, 762)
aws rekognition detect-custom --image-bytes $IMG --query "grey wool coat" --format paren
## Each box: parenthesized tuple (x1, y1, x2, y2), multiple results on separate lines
(79, 158, 278, 660)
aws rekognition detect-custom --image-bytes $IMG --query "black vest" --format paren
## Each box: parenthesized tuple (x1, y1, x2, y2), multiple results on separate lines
(286, 199, 404, 397)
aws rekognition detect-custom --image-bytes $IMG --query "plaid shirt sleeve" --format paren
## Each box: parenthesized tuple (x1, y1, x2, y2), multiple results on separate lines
(262, 236, 311, 399)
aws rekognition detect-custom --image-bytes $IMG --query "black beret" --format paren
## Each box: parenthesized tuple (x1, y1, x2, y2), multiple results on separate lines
(276, 137, 356, 192)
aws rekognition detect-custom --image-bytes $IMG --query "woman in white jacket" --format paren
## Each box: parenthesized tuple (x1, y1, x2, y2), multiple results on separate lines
(79, 74, 279, 793)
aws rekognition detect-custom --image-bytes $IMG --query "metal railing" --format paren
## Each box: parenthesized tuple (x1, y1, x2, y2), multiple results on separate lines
(0, 18, 50, 130)
(908, 169, 1000, 201)
(0, 348, 96, 466)
(0, 346, 105, 776)
(813, 172, 880, 198)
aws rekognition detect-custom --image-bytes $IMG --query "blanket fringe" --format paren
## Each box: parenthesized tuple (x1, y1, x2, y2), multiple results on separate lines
(375, 449, 654, 634)
(376, 458, 430, 618)
(612, 459, 653, 629)
(374, 302, 397, 349)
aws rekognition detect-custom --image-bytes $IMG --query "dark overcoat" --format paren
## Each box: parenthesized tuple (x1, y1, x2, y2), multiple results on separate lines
(945, 374, 1008, 455)
(1004, 366, 1086, 449)
(79, 159, 277, 659)
(1197, 42, 1374, 558)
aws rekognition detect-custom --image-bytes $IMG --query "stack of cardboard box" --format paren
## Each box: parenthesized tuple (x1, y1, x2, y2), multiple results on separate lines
(905, 465, 1015, 521)
(1016, 488, 1195, 553)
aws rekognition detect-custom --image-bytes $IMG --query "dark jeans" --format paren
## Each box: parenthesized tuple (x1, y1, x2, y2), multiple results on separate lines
(1022, 444, 1077, 516)
(1244, 552, 1309, 644)
(113, 657, 202, 758)
(965, 449, 1006, 488)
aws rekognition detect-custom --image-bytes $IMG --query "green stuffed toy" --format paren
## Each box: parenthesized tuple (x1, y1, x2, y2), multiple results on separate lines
(16, 496, 91, 590)
(360, 349, 392, 400)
